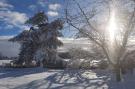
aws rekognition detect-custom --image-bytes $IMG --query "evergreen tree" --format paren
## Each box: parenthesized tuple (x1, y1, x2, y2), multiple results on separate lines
(10, 11, 64, 67)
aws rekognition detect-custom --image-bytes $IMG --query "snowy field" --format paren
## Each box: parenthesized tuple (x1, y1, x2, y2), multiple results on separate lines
(0, 68, 135, 89)
(1, 38, 135, 89)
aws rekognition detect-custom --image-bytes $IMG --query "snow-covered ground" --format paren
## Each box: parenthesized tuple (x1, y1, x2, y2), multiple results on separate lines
(0, 68, 135, 89)
(0, 60, 12, 66)
(1, 37, 135, 89)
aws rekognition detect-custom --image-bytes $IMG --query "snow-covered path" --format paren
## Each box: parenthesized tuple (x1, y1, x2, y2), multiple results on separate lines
(0, 68, 135, 89)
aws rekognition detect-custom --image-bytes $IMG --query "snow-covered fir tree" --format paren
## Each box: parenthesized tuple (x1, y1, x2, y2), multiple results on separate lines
(10, 12, 64, 66)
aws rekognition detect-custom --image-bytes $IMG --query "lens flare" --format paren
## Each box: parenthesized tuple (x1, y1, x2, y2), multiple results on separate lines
(107, 10, 118, 45)
(106, 9, 120, 63)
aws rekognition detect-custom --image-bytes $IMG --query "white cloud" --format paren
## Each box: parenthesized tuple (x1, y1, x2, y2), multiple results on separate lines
(38, 0, 48, 7)
(47, 11, 58, 17)
(21, 25, 29, 30)
(49, 3, 61, 10)
(0, 10, 28, 29)
(0, 35, 14, 40)
(47, 3, 61, 17)
(1, 11, 28, 24)
(0, 1, 14, 8)
(0, 1, 29, 30)
(4, 24, 14, 29)
(29, 0, 47, 10)
(28, 5, 37, 11)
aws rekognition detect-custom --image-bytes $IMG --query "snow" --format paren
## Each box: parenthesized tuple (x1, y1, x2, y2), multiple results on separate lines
(0, 60, 12, 66)
(0, 68, 135, 89)
(1, 37, 135, 89)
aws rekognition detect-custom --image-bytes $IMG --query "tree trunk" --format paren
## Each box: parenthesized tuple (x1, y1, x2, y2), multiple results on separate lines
(115, 65, 122, 82)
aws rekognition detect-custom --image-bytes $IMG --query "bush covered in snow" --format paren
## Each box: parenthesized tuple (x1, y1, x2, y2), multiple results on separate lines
(66, 48, 108, 69)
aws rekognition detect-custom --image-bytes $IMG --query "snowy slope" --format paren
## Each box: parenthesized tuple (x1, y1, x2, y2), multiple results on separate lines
(0, 68, 135, 89)
(0, 60, 12, 66)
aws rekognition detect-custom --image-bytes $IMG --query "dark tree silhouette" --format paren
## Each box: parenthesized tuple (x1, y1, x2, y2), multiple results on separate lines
(0, 52, 2, 60)
(10, 12, 64, 67)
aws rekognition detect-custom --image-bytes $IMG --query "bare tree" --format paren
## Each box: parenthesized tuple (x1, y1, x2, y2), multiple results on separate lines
(65, 0, 135, 81)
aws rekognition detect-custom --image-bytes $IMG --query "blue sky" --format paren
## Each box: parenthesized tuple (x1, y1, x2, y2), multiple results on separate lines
(0, 0, 73, 37)
(0, 0, 134, 38)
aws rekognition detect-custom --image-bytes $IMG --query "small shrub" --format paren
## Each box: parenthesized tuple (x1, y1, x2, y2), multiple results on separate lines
(99, 60, 108, 69)
(81, 61, 91, 69)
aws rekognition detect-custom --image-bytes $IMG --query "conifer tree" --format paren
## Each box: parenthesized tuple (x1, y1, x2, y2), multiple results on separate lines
(10, 11, 64, 67)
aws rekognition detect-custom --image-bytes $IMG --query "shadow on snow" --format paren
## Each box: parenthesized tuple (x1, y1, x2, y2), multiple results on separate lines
(1, 68, 135, 89)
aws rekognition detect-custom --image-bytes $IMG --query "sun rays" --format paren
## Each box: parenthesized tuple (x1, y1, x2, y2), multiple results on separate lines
(107, 9, 118, 45)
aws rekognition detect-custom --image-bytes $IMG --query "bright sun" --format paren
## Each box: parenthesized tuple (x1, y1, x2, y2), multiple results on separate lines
(107, 9, 119, 62)
(107, 10, 118, 45)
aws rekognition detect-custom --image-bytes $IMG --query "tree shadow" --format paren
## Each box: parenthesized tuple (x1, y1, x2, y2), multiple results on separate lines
(93, 69, 135, 89)
(12, 69, 109, 89)
(2, 68, 135, 89)
(0, 67, 47, 79)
